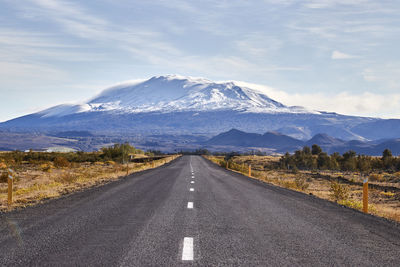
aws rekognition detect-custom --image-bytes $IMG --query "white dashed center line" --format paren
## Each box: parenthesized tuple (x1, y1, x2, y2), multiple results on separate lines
(182, 160, 196, 262)
(182, 237, 194, 261)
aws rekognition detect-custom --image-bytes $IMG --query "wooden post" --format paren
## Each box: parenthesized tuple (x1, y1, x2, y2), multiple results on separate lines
(8, 175, 13, 206)
(226, 161, 228, 169)
(248, 164, 251, 177)
(363, 178, 368, 213)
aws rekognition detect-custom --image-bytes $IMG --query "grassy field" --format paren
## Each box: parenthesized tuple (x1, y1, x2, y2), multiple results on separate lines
(205, 155, 400, 223)
(0, 154, 179, 211)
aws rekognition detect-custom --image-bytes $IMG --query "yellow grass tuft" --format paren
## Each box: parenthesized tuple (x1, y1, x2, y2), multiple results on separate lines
(380, 191, 395, 198)
(40, 163, 53, 172)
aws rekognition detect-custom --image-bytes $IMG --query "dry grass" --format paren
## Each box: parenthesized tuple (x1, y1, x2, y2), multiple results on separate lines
(205, 155, 400, 223)
(0, 155, 180, 211)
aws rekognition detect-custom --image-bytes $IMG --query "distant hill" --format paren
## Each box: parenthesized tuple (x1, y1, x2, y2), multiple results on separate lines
(306, 133, 344, 146)
(206, 129, 261, 147)
(206, 129, 303, 151)
(205, 129, 400, 156)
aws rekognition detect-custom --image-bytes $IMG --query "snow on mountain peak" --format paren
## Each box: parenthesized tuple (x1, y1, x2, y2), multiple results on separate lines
(39, 104, 92, 118)
(38, 75, 318, 117)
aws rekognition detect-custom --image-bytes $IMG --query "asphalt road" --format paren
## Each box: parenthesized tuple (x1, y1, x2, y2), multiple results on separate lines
(1, 155, 400, 266)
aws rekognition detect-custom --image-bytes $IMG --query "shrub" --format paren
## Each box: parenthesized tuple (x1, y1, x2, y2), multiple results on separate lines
(278, 177, 309, 191)
(369, 173, 384, 182)
(330, 182, 349, 202)
(295, 177, 309, 191)
(56, 171, 77, 183)
(112, 163, 124, 172)
(279, 180, 297, 190)
(217, 159, 226, 168)
(291, 166, 299, 174)
(101, 143, 142, 163)
(40, 163, 53, 172)
(54, 156, 70, 168)
(311, 144, 322, 155)
(338, 199, 363, 210)
(0, 171, 8, 183)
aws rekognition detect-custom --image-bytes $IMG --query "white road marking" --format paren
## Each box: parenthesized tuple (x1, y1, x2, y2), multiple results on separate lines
(191, 176, 195, 178)
(190, 158, 193, 173)
(190, 188, 194, 192)
(191, 181, 194, 184)
(187, 202, 193, 209)
(182, 237, 194, 261)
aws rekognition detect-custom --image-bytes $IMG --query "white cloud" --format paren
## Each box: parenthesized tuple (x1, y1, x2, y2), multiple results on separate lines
(17, 0, 184, 62)
(285, 91, 400, 118)
(0, 29, 75, 48)
(0, 61, 68, 86)
(304, 0, 371, 9)
(27, 0, 107, 26)
(362, 65, 400, 89)
(262, 0, 297, 5)
(0, 34, 105, 63)
(331, 50, 357, 59)
(234, 34, 283, 58)
(232, 80, 400, 119)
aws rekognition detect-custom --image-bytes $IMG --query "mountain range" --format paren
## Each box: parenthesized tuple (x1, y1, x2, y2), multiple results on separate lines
(206, 129, 400, 156)
(1, 75, 400, 152)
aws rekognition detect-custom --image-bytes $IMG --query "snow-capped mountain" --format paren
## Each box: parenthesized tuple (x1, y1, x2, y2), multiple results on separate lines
(2, 75, 400, 142)
(38, 75, 317, 117)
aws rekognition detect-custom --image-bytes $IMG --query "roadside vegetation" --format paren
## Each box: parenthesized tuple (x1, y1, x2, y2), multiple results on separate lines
(205, 146, 400, 223)
(279, 145, 400, 173)
(0, 143, 179, 211)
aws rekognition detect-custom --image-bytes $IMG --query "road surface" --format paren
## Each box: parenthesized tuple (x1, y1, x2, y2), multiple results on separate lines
(1, 155, 400, 266)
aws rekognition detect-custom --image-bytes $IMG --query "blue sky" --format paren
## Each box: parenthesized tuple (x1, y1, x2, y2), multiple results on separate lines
(1, 0, 400, 122)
